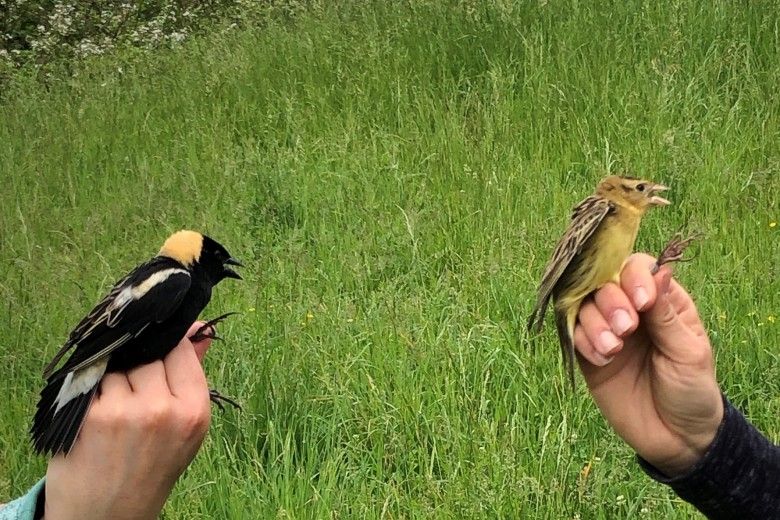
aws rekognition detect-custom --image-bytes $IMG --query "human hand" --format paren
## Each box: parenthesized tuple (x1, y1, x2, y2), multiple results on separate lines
(574, 254, 724, 476)
(43, 322, 214, 520)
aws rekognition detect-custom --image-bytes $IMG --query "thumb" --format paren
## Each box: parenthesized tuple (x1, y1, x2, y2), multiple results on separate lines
(186, 321, 213, 363)
(642, 267, 700, 362)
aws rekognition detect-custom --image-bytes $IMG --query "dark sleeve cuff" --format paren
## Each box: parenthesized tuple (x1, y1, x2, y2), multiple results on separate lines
(638, 395, 780, 519)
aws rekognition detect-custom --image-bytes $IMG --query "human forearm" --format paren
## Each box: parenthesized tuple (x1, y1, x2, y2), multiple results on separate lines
(639, 396, 780, 519)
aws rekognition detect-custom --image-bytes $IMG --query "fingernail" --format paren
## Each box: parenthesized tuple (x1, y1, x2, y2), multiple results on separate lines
(597, 330, 621, 355)
(611, 309, 633, 336)
(593, 351, 615, 367)
(634, 287, 650, 310)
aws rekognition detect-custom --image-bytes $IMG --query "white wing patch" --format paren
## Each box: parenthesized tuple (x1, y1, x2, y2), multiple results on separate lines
(131, 268, 188, 299)
(105, 268, 188, 327)
(53, 359, 108, 414)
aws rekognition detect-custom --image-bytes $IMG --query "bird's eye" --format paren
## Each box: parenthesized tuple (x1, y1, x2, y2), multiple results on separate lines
(636, 183, 646, 192)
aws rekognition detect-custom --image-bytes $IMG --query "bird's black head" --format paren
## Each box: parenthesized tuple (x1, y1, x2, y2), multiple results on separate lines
(200, 235, 243, 283)
(159, 230, 242, 284)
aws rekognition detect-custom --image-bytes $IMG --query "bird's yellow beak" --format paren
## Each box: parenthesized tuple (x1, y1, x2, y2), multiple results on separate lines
(649, 184, 670, 206)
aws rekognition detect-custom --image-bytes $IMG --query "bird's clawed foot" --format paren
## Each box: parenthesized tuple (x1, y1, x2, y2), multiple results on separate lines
(193, 314, 242, 411)
(190, 312, 239, 343)
(650, 232, 703, 275)
(209, 388, 242, 411)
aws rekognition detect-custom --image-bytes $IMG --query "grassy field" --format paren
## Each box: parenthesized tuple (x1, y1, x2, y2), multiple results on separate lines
(1, 1, 778, 517)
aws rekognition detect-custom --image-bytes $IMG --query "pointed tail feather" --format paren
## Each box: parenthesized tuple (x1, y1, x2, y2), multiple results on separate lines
(527, 307, 542, 332)
(554, 309, 577, 390)
(527, 294, 551, 333)
(31, 374, 98, 455)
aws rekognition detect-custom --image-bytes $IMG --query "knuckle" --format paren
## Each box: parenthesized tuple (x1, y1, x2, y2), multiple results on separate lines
(656, 306, 678, 328)
(573, 326, 587, 350)
(688, 346, 713, 370)
(596, 282, 626, 307)
(573, 326, 593, 354)
(141, 400, 173, 428)
(578, 300, 597, 320)
(88, 402, 124, 428)
(177, 403, 211, 439)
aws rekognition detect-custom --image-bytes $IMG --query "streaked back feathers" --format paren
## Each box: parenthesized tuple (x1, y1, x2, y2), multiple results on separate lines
(527, 195, 612, 333)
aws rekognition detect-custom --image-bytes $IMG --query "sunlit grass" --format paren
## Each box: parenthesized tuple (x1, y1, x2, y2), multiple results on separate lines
(1, 1, 778, 517)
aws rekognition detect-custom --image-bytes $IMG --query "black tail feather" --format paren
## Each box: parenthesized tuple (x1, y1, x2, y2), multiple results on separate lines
(554, 310, 576, 390)
(31, 375, 96, 455)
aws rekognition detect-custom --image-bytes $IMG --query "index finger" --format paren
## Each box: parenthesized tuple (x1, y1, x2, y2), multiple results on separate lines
(163, 335, 209, 403)
(620, 253, 662, 312)
(186, 321, 213, 363)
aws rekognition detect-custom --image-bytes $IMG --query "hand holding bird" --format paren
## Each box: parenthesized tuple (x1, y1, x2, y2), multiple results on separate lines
(43, 322, 215, 520)
(574, 254, 723, 477)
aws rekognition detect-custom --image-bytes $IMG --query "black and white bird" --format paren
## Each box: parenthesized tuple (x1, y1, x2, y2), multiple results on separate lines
(31, 230, 242, 455)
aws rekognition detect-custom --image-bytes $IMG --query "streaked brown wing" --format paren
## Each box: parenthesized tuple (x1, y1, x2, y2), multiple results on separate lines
(527, 195, 613, 331)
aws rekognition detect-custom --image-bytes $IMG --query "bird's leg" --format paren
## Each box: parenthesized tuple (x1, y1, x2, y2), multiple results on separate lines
(189, 312, 239, 342)
(650, 232, 703, 275)
(209, 389, 242, 411)
(193, 314, 242, 411)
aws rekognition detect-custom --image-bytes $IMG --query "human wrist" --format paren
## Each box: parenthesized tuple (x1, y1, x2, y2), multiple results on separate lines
(653, 397, 725, 477)
(652, 441, 713, 477)
(44, 499, 161, 520)
(43, 471, 165, 520)
(637, 395, 780, 519)
(640, 393, 727, 478)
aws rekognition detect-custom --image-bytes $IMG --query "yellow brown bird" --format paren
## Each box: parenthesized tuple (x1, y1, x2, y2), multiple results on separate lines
(527, 175, 670, 387)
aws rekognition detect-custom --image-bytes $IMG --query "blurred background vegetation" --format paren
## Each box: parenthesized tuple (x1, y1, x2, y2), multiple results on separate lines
(1, 0, 311, 84)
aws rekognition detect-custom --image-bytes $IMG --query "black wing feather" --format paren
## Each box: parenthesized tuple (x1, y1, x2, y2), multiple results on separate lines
(42, 271, 133, 378)
(43, 257, 191, 378)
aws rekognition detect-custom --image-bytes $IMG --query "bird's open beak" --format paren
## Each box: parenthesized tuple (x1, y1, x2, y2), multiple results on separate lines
(223, 257, 243, 280)
(649, 184, 670, 206)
